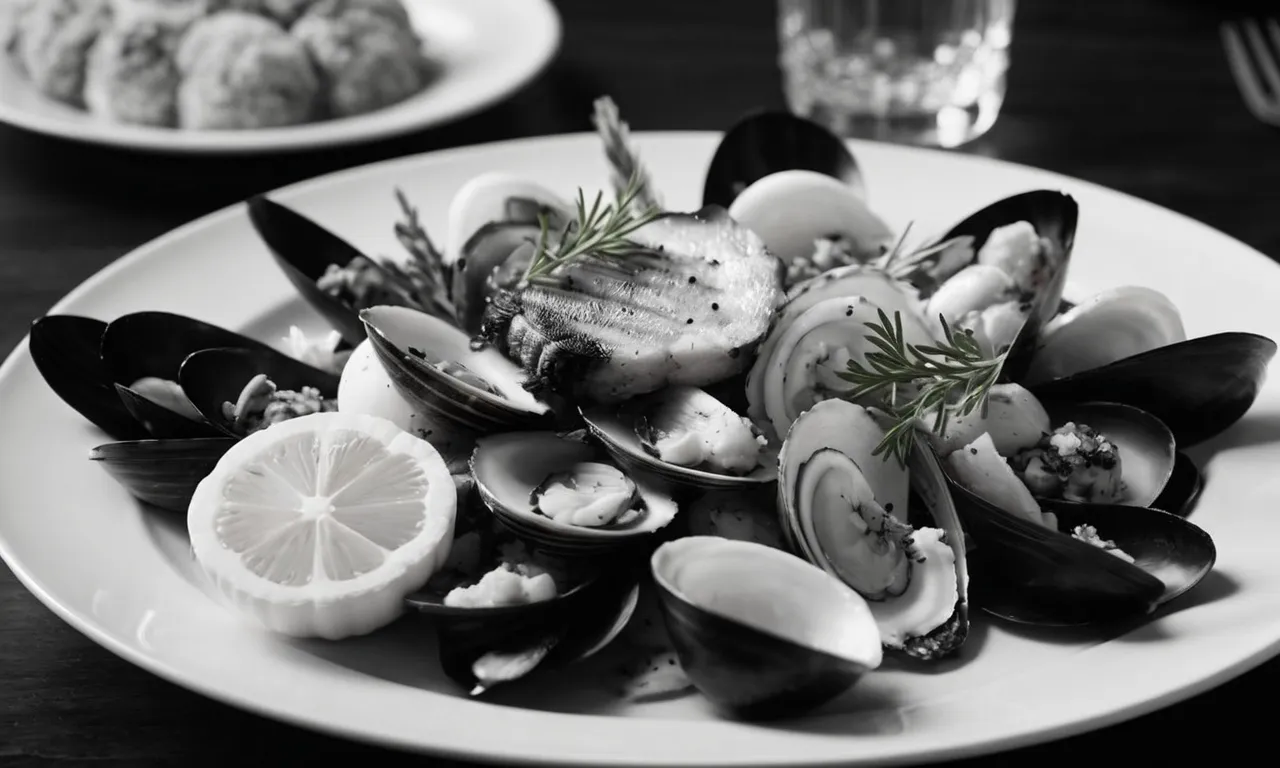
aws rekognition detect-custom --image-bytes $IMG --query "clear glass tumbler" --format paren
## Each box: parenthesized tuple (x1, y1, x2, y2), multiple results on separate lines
(778, 0, 1016, 148)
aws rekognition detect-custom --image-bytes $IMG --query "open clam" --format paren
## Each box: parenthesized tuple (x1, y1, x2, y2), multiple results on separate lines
(702, 110, 865, 208)
(29, 315, 149, 441)
(404, 525, 640, 695)
(582, 385, 776, 492)
(100, 311, 278, 439)
(778, 399, 970, 661)
(89, 437, 236, 513)
(360, 305, 553, 433)
(442, 174, 571, 334)
(651, 536, 882, 720)
(179, 347, 340, 439)
(470, 431, 679, 557)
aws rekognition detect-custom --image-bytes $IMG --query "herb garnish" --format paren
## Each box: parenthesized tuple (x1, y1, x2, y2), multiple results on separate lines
(591, 96, 662, 214)
(838, 308, 1008, 467)
(522, 171, 662, 284)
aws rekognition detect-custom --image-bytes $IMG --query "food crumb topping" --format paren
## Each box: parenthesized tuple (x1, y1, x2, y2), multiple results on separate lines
(1071, 524, 1136, 563)
(221, 374, 337, 436)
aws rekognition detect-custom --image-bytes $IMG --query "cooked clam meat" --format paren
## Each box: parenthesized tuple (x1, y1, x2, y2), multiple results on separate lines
(1071, 524, 1136, 564)
(440, 538, 568, 608)
(946, 433, 1060, 530)
(532, 462, 641, 528)
(1010, 422, 1124, 504)
(222, 374, 337, 436)
(976, 220, 1056, 294)
(637, 386, 764, 475)
(131, 376, 202, 421)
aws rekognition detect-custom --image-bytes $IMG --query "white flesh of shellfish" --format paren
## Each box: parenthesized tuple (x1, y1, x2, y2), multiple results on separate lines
(727, 170, 895, 267)
(946, 432, 1058, 530)
(1024, 286, 1187, 385)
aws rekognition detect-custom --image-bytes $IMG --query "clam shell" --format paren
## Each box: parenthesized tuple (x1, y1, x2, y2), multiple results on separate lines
(581, 390, 777, 492)
(1028, 332, 1277, 446)
(89, 437, 236, 513)
(180, 347, 340, 438)
(360, 305, 553, 433)
(452, 222, 540, 335)
(651, 536, 882, 720)
(247, 195, 374, 346)
(470, 431, 680, 557)
(29, 315, 149, 440)
(101, 311, 276, 439)
(702, 110, 865, 208)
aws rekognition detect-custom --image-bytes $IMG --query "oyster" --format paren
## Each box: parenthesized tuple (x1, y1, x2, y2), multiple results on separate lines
(778, 399, 969, 660)
(582, 385, 775, 491)
(361, 305, 553, 433)
(470, 431, 679, 556)
(479, 207, 784, 404)
(702, 110, 866, 208)
(651, 536, 882, 720)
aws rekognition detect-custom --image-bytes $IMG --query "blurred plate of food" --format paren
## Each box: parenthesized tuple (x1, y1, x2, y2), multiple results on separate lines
(0, 0, 561, 154)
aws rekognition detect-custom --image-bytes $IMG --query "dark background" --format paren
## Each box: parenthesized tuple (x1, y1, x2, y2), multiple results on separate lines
(2, 0, 1277, 765)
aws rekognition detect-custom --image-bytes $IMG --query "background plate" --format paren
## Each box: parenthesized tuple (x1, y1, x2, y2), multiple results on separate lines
(0, 0, 561, 154)
(1, 133, 1278, 766)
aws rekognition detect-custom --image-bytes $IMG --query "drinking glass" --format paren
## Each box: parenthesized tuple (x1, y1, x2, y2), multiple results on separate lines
(778, 0, 1016, 148)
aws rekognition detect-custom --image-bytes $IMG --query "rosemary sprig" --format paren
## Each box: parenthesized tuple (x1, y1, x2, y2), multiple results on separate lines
(838, 309, 1008, 467)
(388, 189, 458, 324)
(591, 96, 662, 214)
(523, 171, 662, 284)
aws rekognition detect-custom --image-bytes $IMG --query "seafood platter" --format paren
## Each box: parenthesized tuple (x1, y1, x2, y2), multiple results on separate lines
(26, 97, 1276, 720)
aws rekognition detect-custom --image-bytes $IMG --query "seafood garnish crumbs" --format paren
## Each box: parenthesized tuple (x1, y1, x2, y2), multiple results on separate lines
(221, 374, 336, 435)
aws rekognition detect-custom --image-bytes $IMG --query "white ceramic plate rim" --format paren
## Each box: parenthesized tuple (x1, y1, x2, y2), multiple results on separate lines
(3, 132, 1280, 767)
(0, 0, 561, 154)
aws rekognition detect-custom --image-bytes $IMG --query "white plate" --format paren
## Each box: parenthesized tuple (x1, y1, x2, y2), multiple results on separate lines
(2, 133, 1280, 767)
(0, 0, 560, 154)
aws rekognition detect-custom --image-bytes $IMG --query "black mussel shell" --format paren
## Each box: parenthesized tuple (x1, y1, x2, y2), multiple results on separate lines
(702, 110, 864, 209)
(1153, 452, 1204, 518)
(89, 438, 236, 513)
(29, 315, 149, 441)
(1028, 332, 1277, 447)
(949, 480, 1180, 626)
(453, 222, 539, 335)
(101, 312, 276, 439)
(405, 560, 639, 694)
(179, 347, 340, 439)
(247, 195, 385, 346)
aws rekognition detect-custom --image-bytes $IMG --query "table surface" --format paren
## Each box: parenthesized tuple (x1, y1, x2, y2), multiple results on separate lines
(3, 0, 1278, 765)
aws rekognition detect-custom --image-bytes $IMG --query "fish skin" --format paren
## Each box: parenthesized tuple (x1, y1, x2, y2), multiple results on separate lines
(480, 207, 784, 404)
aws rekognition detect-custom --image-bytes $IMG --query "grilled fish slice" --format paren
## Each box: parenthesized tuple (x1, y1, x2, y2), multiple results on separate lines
(480, 207, 783, 403)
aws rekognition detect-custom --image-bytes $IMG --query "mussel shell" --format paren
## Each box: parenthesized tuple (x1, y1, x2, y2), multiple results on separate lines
(179, 347, 341, 438)
(247, 195, 377, 346)
(1152, 452, 1204, 518)
(470, 431, 680, 558)
(361, 305, 554, 433)
(651, 537, 881, 720)
(1028, 332, 1277, 447)
(89, 437, 237, 513)
(406, 563, 641, 694)
(948, 479, 1177, 626)
(1037, 401, 1177, 508)
(29, 315, 149, 441)
(101, 311, 277, 439)
(921, 191, 1078, 382)
(702, 110, 865, 209)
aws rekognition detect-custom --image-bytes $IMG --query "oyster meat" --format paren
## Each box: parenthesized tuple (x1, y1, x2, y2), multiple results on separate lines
(480, 207, 783, 404)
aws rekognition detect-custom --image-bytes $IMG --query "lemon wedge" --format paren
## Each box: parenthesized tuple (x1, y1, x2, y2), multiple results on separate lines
(188, 411, 456, 640)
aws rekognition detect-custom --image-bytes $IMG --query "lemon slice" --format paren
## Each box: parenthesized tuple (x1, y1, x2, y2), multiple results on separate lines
(188, 411, 456, 640)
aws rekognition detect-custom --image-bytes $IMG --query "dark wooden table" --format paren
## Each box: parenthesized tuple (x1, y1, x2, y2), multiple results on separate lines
(2, 0, 1277, 765)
